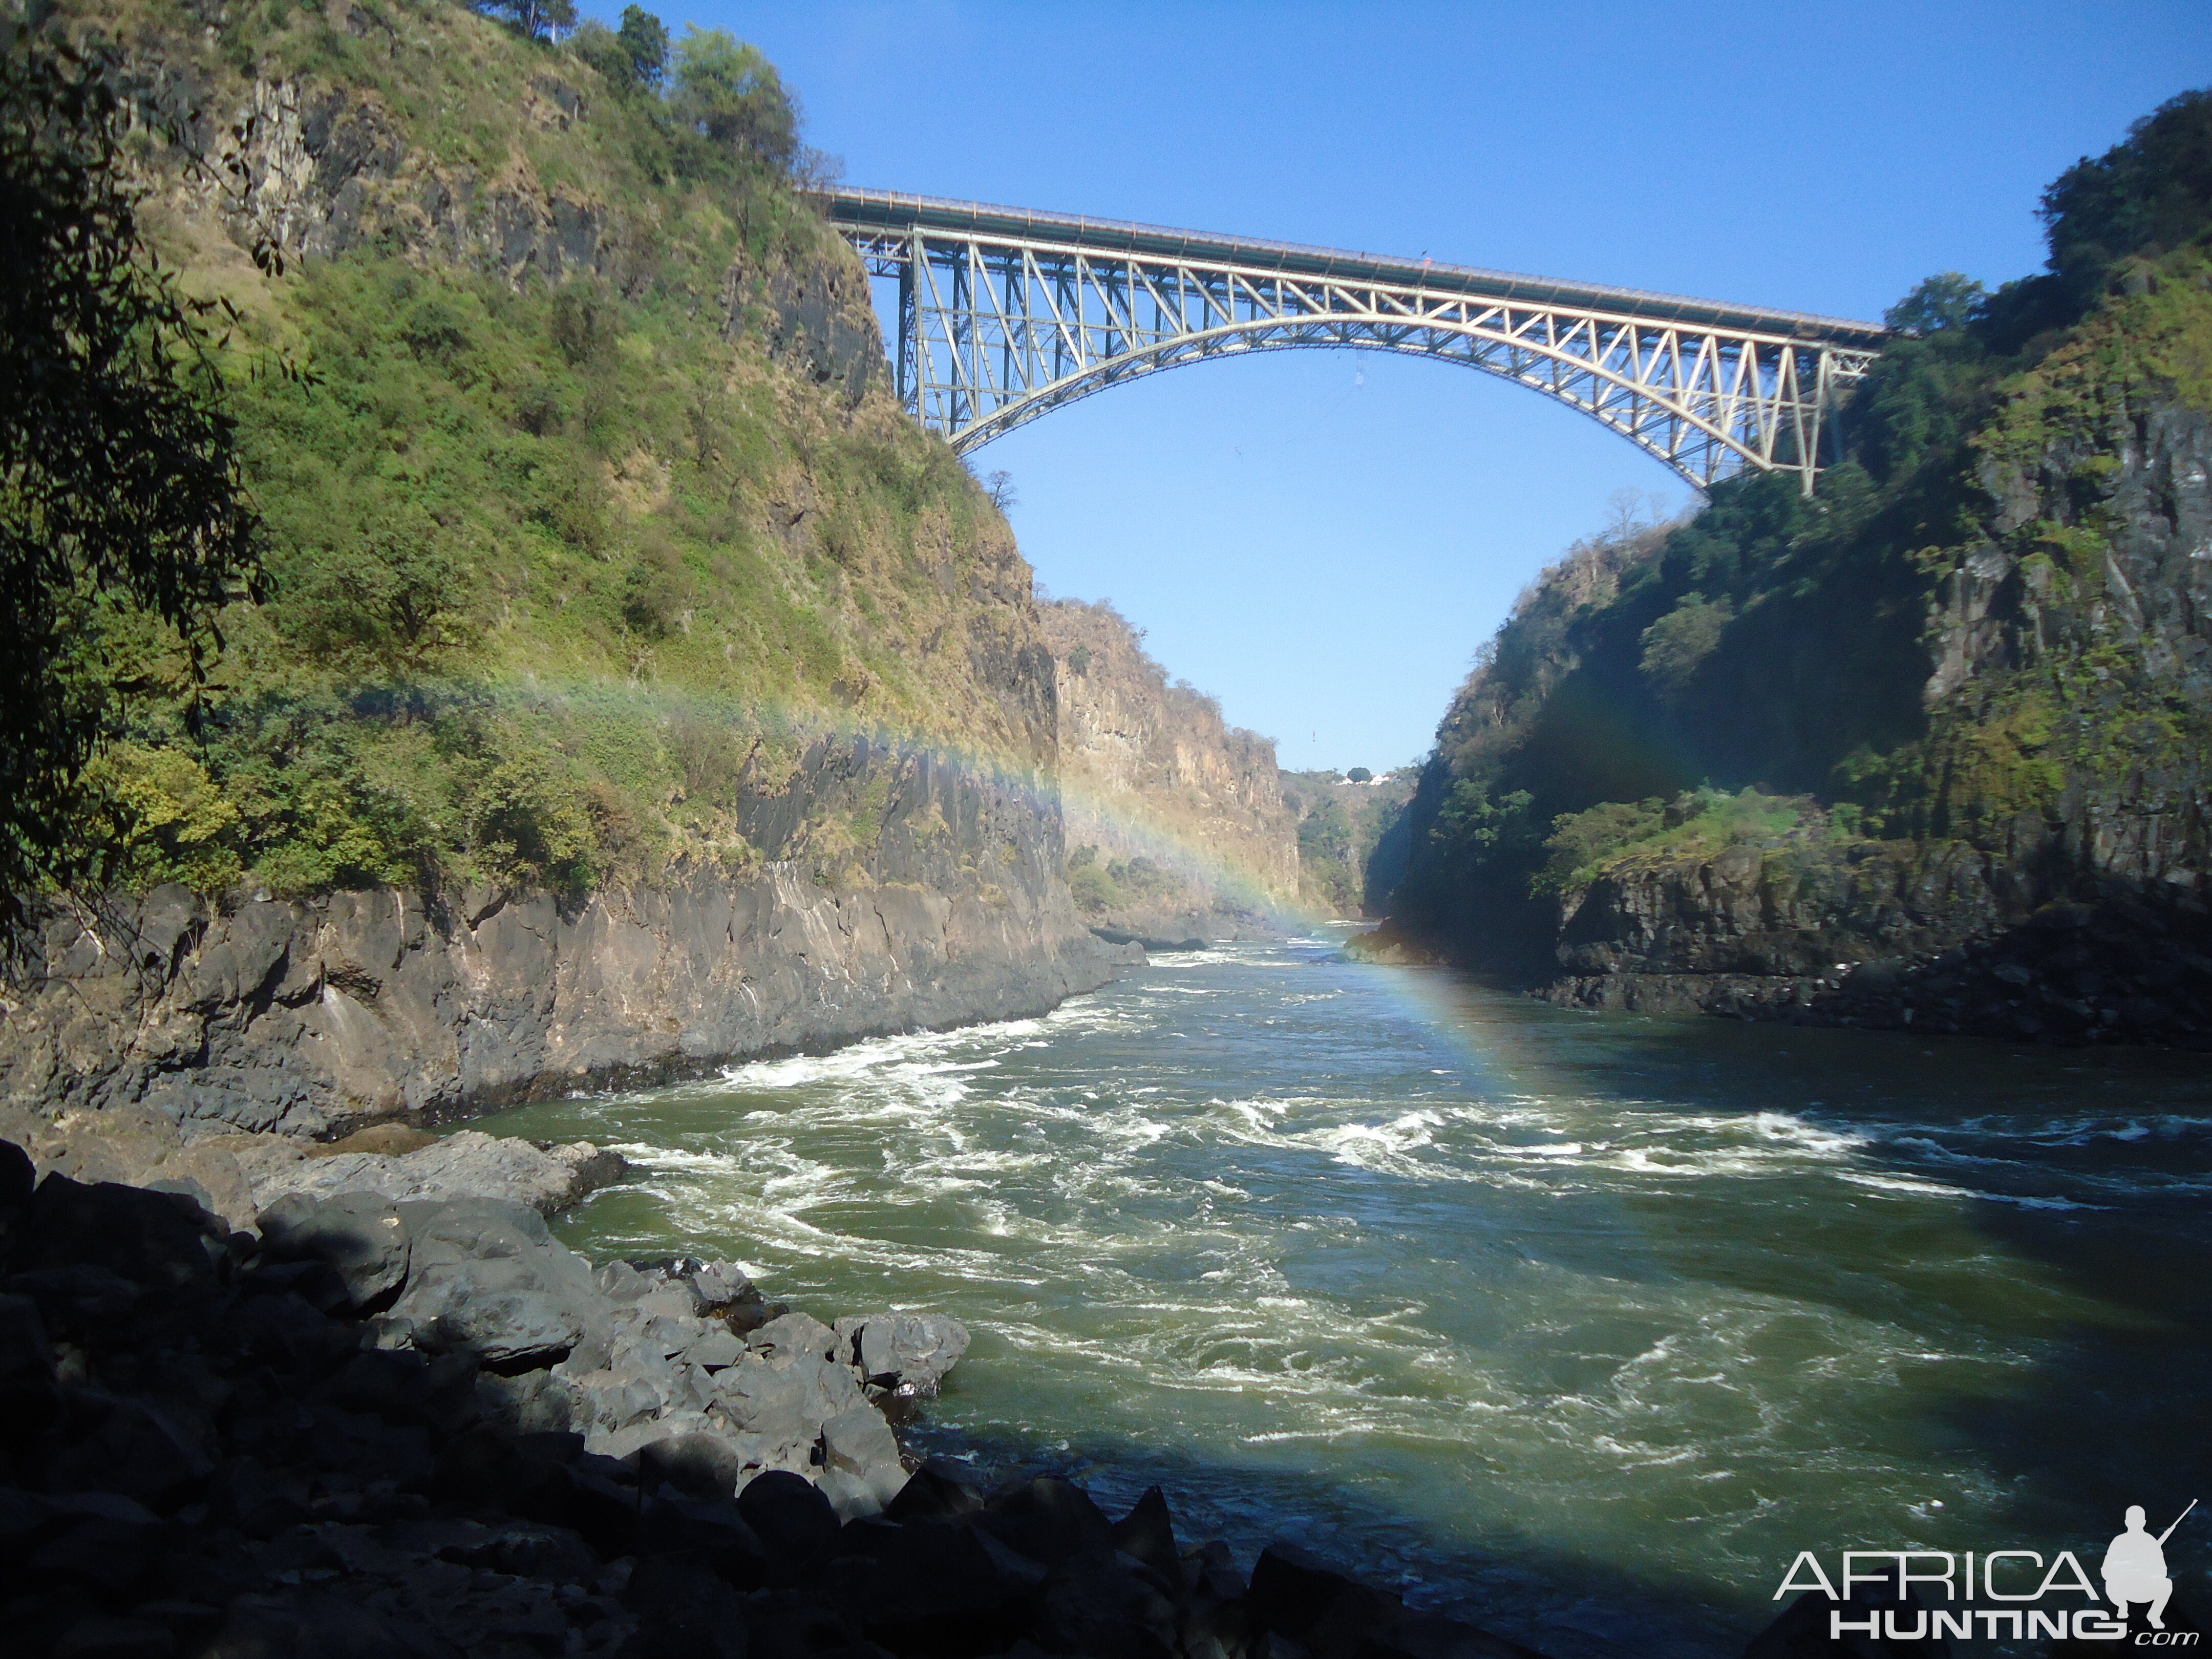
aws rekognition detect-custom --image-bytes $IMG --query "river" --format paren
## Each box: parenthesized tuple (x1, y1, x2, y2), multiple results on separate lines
(471, 931, 2212, 1656)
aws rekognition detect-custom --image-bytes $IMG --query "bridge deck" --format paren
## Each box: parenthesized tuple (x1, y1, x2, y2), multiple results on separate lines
(821, 188, 1890, 349)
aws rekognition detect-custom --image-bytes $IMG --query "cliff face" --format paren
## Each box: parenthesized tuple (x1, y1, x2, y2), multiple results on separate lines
(1277, 771, 1415, 917)
(1926, 341, 2212, 889)
(4, 737, 1123, 1135)
(1037, 600, 1299, 940)
(0, 3, 1132, 1123)
(1373, 231, 2212, 1043)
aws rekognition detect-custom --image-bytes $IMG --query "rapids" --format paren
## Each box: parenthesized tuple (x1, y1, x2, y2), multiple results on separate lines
(472, 931, 2212, 1655)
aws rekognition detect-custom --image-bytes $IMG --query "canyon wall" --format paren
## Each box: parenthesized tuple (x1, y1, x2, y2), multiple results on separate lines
(3, 738, 1125, 1136)
(0, 3, 1135, 1126)
(1038, 599, 1300, 941)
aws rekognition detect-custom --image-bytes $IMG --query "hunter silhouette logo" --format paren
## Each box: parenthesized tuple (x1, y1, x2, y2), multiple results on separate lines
(2108, 1501, 2197, 1630)
(1771, 1497, 2202, 1644)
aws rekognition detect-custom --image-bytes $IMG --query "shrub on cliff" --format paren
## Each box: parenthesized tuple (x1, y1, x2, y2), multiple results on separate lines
(1386, 88, 2212, 960)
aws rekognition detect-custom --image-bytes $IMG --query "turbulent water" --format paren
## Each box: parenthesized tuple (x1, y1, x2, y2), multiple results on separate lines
(475, 932, 2212, 1656)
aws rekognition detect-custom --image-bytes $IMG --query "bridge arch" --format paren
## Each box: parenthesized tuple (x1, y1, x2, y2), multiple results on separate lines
(823, 189, 1889, 495)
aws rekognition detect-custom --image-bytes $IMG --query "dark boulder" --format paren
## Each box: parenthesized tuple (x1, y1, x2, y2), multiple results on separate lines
(47, 1398, 218, 1509)
(978, 1475, 1116, 1566)
(0, 1290, 62, 1447)
(27, 1177, 216, 1292)
(257, 1192, 411, 1309)
(456, 1518, 602, 1584)
(638, 1493, 770, 1587)
(1251, 1543, 1403, 1655)
(26, 1510, 165, 1598)
(636, 1429, 742, 1500)
(391, 1198, 603, 1367)
(1033, 1546, 1180, 1659)
(739, 1469, 841, 1568)
(0, 1138, 35, 1267)
(803, 1514, 1042, 1655)
(622, 1550, 750, 1659)
(236, 1256, 354, 1313)
(1109, 1485, 1181, 1582)
(881, 1459, 986, 1523)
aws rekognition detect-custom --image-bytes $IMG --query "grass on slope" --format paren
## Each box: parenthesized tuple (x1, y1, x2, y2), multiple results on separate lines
(66, 0, 1030, 902)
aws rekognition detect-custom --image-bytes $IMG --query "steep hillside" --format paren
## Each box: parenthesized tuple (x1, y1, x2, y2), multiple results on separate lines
(1038, 598, 1299, 942)
(1278, 769, 1414, 917)
(1374, 91, 2212, 1047)
(0, 0, 1123, 1130)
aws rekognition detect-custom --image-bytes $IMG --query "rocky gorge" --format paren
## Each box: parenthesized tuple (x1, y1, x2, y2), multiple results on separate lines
(0, 1118, 1594, 1659)
(1366, 109, 2212, 1048)
(0, 740, 1130, 1137)
(0, 0, 1150, 1127)
(1037, 599, 1301, 945)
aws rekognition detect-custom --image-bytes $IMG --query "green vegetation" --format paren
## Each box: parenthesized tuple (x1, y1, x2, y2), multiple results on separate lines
(1280, 769, 1413, 914)
(1390, 88, 2212, 959)
(1063, 844, 1174, 916)
(16, 0, 1032, 907)
(1534, 789, 1818, 900)
(1, 26, 266, 917)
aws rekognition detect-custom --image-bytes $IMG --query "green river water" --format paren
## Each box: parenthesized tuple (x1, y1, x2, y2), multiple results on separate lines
(464, 930, 2212, 1656)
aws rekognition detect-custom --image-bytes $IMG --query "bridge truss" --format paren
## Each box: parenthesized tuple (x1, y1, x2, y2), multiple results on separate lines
(822, 190, 1889, 494)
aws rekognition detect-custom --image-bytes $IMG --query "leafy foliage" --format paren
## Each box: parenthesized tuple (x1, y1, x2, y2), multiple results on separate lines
(1388, 86, 2212, 959)
(0, 23, 264, 916)
(672, 28, 795, 172)
(2042, 89, 2212, 311)
(472, 0, 576, 44)
(18, 2, 1027, 905)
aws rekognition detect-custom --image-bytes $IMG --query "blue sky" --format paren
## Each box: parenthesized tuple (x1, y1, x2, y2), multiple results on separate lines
(592, 1, 2212, 772)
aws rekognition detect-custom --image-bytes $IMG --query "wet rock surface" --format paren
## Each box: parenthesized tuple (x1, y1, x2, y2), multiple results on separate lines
(1541, 870, 2211, 1049)
(0, 1139, 1559, 1659)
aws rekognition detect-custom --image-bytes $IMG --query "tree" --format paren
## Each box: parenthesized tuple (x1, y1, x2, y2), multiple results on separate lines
(1639, 592, 1732, 704)
(475, 0, 577, 43)
(617, 6, 669, 86)
(2042, 89, 2212, 303)
(0, 28, 263, 917)
(1882, 272, 1985, 337)
(672, 28, 797, 171)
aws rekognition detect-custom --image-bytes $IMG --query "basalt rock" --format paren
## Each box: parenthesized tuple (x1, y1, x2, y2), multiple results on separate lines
(0, 1136, 1567, 1659)
(238, 1129, 630, 1218)
(3, 745, 1125, 1137)
(1541, 849, 2212, 1048)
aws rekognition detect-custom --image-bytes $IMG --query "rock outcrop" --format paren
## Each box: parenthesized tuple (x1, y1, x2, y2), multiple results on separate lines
(0, 1140, 1557, 1659)
(0, 1099, 633, 1237)
(235, 1131, 630, 1218)
(1526, 368, 2212, 1046)
(1039, 599, 1299, 941)
(1, 736, 1124, 1136)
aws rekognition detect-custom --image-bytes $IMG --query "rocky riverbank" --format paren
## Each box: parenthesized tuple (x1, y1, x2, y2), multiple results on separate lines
(1539, 892, 2212, 1047)
(0, 1138, 1585, 1659)
(0, 742, 1134, 1138)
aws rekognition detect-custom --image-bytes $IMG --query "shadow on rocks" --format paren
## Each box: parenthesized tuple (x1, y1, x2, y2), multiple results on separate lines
(0, 1135, 1586, 1659)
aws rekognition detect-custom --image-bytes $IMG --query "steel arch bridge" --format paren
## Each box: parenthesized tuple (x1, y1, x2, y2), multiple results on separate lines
(821, 189, 1890, 494)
